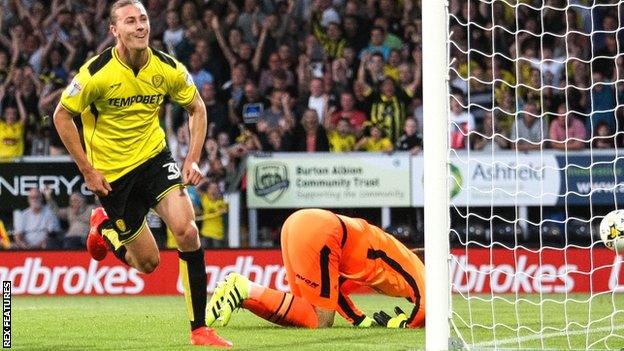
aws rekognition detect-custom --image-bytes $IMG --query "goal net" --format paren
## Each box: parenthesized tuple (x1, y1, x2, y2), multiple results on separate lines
(427, 0, 624, 349)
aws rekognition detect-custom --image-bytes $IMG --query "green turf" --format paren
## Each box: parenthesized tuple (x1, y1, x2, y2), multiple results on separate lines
(11, 294, 422, 351)
(12, 293, 624, 350)
(452, 293, 624, 350)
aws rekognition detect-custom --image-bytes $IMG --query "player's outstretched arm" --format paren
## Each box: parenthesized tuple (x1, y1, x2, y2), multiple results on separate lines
(53, 104, 111, 197)
(182, 93, 207, 186)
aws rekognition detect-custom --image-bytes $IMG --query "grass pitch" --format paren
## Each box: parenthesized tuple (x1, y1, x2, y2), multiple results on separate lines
(12, 293, 624, 350)
(453, 293, 624, 350)
(12, 294, 422, 351)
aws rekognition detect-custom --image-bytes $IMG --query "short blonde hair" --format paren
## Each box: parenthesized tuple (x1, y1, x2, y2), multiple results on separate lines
(109, 0, 144, 25)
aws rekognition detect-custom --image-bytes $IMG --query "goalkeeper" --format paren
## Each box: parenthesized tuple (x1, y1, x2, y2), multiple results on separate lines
(208, 208, 425, 329)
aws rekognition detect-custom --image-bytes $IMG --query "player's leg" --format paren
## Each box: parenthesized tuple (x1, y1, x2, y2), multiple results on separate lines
(121, 224, 160, 273)
(212, 209, 341, 328)
(95, 205, 161, 274)
(209, 271, 331, 328)
(154, 187, 207, 328)
(137, 149, 230, 347)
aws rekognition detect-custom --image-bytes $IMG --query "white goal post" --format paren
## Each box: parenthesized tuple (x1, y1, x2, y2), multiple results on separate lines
(422, 0, 451, 350)
(424, 0, 624, 350)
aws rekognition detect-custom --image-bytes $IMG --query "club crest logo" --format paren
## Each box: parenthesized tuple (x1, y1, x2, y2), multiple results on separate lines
(253, 162, 290, 203)
(152, 74, 164, 88)
(115, 219, 127, 233)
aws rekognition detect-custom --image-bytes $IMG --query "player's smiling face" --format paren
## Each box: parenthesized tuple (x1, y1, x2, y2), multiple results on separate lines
(111, 3, 150, 51)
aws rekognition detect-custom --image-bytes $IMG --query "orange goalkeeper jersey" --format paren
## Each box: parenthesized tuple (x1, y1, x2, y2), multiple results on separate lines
(280, 209, 425, 328)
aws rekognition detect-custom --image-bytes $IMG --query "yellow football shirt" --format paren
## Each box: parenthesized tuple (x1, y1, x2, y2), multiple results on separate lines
(60, 47, 197, 182)
(0, 120, 24, 159)
(327, 130, 356, 152)
(360, 137, 392, 152)
(200, 194, 227, 240)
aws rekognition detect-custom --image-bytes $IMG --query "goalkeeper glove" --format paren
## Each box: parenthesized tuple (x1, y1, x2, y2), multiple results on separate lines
(355, 316, 375, 328)
(373, 306, 408, 328)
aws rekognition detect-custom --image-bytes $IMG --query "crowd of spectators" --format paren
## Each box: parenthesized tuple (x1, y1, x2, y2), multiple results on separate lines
(0, 0, 424, 164)
(449, 0, 624, 152)
(0, 0, 423, 248)
(2, 0, 624, 248)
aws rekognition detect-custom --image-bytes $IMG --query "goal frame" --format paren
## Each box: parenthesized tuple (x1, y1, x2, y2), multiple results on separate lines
(422, 0, 451, 350)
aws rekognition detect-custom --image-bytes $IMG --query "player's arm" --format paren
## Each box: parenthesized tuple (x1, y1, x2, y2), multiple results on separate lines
(336, 279, 375, 327)
(182, 93, 207, 186)
(53, 104, 112, 197)
(53, 69, 111, 197)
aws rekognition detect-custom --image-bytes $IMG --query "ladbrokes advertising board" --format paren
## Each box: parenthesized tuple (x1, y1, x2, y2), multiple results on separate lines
(0, 250, 288, 295)
(247, 153, 411, 208)
(3, 248, 624, 295)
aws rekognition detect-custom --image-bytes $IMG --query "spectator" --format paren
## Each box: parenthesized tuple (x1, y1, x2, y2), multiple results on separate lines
(372, 17, 403, 50)
(201, 83, 229, 139)
(200, 138, 226, 180)
(358, 60, 418, 143)
(311, 8, 346, 60)
(188, 52, 213, 90)
(13, 188, 60, 249)
(342, 15, 368, 54)
(236, 0, 265, 46)
(314, 0, 341, 28)
(262, 127, 291, 152)
(549, 105, 587, 151)
(326, 118, 357, 152)
(449, 93, 475, 149)
(43, 188, 94, 249)
(299, 78, 332, 124)
(384, 48, 402, 82)
(168, 122, 189, 165)
(163, 9, 185, 57)
(329, 91, 367, 136)
(258, 53, 294, 95)
(360, 26, 390, 60)
(593, 122, 615, 149)
(472, 112, 510, 152)
(355, 124, 393, 152)
(197, 180, 228, 249)
(590, 71, 617, 135)
(511, 102, 549, 151)
(0, 86, 27, 159)
(292, 109, 329, 152)
(362, 52, 386, 85)
(220, 63, 247, 107)
(0, 219, 9, 249)
(259, 89, 295, 130)
(395, 118, 423, 155)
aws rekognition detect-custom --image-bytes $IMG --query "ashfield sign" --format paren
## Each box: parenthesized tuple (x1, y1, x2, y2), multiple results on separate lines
(412, 152, 561, 206)
(0, 160, 91, 210)
(247, 153, 411, 208)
